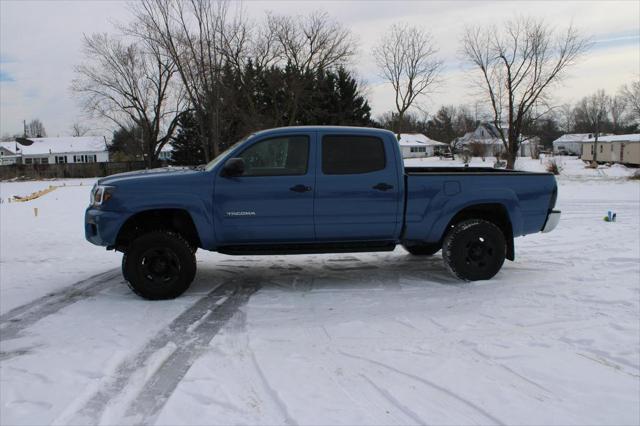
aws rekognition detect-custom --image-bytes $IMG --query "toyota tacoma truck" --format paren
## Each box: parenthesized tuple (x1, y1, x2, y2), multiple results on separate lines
(86, 126, 560, 300)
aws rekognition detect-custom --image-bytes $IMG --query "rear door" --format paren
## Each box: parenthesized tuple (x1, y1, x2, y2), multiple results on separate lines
(314, 133, 401, 241)
(214, 132, 316, 244)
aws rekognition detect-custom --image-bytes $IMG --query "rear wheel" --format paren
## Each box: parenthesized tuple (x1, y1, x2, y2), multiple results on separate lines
(123, 230, 196, 300)
(403, 243, 441, 256)
(442, 219, 506, 281)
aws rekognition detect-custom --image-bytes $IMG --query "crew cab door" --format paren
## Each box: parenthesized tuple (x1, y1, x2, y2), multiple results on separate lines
(214, 132, 316, 244)
(314, 133, 401, 241)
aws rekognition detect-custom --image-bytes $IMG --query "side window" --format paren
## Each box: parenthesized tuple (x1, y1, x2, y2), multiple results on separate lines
(238, 135, 309, 176)
(322, 135, 386, 175)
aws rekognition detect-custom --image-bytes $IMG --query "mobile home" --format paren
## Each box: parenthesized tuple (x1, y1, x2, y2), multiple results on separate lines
(581, 134, 640, 165)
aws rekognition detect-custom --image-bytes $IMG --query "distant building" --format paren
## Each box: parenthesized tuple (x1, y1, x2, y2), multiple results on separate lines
(581, 134, 640, 165)
(0, 136, 109, 165)
(0, 145, 20, 165)
(398, 133, 448, 158)
(552, 133, 600, 155)
(158, 143, 173, 162)
(457, 123, 535, 157)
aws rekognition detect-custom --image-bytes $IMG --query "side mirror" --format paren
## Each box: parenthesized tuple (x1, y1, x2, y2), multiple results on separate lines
(221, 157, 245, 177)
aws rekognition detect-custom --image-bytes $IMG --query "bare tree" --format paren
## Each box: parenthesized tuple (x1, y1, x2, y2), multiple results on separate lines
(267, 10, 357, 125)
(26, 119, 47, 138)
(462, 17, 589, 168)
(609, 95, 627, 132)
(574, 89, 609, 162)
(373, 24, 442, 137)
(620, 80, 640, 123)
(70, 122, 90, 137)
(559, 103, 576, 133)
(130, 0, 248, 161)
(130, 2, 357, 156)
(267, 11, 356, 74)
(72, 33, 185, 167)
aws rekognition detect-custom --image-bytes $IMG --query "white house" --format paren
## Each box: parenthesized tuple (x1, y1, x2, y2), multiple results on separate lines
(0, 136, 109, 165)
(0, 145, 20, 165)
(457, 123, 509, 155)
(457, 123, 538, 157)
(158, 143, 173, 162)
(398, 133, 448, 158)
(552, 133, 600, 155)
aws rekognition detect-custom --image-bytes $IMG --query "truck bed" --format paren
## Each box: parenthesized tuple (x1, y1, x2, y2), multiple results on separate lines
(402, 168, 557, 244)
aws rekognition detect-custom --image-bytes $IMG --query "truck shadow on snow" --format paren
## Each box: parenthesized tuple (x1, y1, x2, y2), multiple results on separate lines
(189, 251, 463, 296)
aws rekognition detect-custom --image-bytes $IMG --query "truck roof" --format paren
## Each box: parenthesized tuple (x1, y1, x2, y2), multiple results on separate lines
(251, 125, 396, 139)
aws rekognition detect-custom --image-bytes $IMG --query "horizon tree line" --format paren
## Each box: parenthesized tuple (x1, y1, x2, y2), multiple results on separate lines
(26, 0, 636, 168)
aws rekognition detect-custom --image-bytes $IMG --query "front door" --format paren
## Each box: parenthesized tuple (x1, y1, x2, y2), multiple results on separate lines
(314, 133, 401, 241)
(214, 133, 316, 244)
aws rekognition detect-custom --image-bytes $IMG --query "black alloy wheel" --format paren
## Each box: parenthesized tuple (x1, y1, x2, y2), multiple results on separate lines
(123, 230, 196, 300)
(442, 219, 506, 281)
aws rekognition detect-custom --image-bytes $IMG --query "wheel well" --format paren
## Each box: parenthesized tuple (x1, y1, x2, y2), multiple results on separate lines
(444, 203, 515, 261)
(115, 209, 201, 252)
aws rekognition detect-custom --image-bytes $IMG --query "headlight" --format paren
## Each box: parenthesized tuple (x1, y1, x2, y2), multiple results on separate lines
(91, 185, 115, 206)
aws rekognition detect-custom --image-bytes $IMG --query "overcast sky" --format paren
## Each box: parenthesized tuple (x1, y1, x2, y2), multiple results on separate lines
(1, 0, 638, 137)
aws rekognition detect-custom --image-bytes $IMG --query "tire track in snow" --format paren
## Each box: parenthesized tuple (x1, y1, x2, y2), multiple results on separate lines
(360, 374, 428, 426)
(64, 279, 260, 426)
(339, 350, 505, 426)
(227, 307, 299, 426)
(247, 346, 297, 426)
(0, 269, 121, 340)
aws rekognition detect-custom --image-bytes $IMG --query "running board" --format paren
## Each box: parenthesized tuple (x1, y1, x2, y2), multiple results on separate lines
(217, 241, 397, 256)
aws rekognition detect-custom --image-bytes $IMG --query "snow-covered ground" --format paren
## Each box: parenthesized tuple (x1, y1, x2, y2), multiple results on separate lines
(0, 179, 119, 313)
(1, 157, 639, 425)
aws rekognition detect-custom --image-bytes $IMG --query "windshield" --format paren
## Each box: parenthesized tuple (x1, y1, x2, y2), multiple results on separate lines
(204, 136, 250, 171)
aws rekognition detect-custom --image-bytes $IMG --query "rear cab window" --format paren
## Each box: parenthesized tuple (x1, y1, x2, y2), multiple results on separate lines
(322, 135, 386, 174)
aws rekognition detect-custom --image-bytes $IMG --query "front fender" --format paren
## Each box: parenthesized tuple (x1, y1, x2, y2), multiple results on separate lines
(105, 192, 215, 249)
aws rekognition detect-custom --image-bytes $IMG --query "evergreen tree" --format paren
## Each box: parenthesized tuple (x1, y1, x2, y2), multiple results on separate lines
(109, 125, 144, 161)
(171, 62, 373, 163)
(426, 107, 456, 143)
(170, 113, 206, 166)
(333, 67, 372, 126)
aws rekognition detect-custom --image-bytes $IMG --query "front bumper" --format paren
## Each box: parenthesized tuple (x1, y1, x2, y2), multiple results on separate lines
(542, 210, 561, 233)
(85, 208, 128, 247)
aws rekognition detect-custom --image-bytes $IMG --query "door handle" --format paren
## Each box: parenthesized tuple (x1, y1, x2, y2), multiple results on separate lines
(373, 182, 394, 191)
(290, 184, 312, 193)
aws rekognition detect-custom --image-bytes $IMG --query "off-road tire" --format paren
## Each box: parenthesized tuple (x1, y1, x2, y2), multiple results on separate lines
(442, 219, 506, 281)
(123, 230, 196, 300)
(403, 244, 441, 256)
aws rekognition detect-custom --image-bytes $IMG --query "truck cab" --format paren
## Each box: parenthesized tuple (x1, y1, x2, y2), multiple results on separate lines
(212, 127, 404, 249)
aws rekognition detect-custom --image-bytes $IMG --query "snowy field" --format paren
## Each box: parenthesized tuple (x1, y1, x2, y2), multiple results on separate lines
(1, 156, 639, 425)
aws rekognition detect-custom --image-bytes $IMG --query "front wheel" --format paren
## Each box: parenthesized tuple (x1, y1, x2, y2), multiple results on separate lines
(442, 219, 506, 281)
(123, 230, 197, 300)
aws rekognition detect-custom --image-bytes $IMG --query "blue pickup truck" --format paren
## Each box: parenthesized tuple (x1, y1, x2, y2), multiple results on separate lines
(86, 126, 560, 299)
